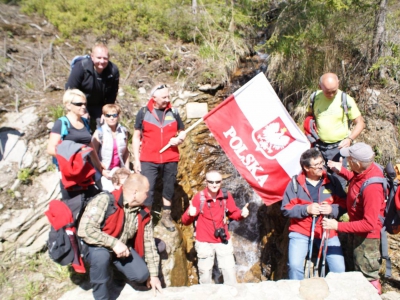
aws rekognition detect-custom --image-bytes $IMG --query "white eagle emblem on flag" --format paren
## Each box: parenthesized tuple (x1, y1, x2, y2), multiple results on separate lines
(253, 117, 294, 159)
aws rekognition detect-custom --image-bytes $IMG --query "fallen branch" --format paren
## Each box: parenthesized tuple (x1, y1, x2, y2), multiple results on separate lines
(123, 58, 134, 85)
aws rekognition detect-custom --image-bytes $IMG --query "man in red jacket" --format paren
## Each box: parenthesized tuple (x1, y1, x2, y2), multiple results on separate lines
(323, 142, 385, 294)
(132, 84, 186, 232)
(181, 170, 249, 285)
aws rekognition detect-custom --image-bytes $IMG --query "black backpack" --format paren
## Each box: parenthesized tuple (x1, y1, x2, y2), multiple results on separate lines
(47, 192, 118, 269)
(358, 162, 400, 277)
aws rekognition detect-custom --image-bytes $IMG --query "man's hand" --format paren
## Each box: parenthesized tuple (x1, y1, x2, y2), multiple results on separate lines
(327, 158, 343, 174)
(169, 131, 186, 146)
(338, 138, 352, 149)
(112, 241, 130, 258)
(241, 203, 249, 218)
(146, 276, 163, 295)
(319, 202, 332, 215)
(133, 159, 141, 173)
(307, 203, 320, 216)
(188, 200, 197, 216)
(322, 218, 338, 231)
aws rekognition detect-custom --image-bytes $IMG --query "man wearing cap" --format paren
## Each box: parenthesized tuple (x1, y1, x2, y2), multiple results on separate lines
(323, 142, 385, 294)
(307, 73, 365, 187)
(132, 84, 186, 231)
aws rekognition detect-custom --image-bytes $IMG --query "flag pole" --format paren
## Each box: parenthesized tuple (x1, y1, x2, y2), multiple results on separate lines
(159, 117, 204, 153)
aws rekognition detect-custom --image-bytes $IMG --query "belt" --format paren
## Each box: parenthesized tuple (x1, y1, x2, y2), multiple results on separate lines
(316, 140, 341, 150)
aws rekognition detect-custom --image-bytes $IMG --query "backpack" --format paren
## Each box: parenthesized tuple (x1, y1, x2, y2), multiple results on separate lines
(52, 116, 91, 168)
(46, 192, 118, 272)
(70, 55, 91, 71)
(358, 162, 400, 278)
(139, 106, 179, 123)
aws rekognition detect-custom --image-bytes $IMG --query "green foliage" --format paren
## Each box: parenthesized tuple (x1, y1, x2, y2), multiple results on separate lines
(48, 105, 64, 121)
(20, 0, 266, 83)
(18, 168, 33, 184)
(263, 0, 378, 107)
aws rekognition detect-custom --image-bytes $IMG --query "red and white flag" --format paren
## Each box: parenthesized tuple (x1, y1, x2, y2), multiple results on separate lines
(203, 73, 310, 205)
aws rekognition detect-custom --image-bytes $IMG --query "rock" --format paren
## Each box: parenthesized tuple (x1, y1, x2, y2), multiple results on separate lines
(198, 84, 221, 93)
(58, 272, 380, 300)
(0, 161, 15, 189)
(381, 291, 400, 300)
(10, 179, 21, 191)
(366, 88, 381, 105)
(38, 158, 49, 173)
(138, 87, 147, 94)
(2, 107, 38, 131)
(14, 191, 22, 199)
(16, 216, 48, 247)
(47, 122, 54, 130)
(0, 208, 34, 242)
(16, 228, 48, 257)
(21, 151, 33, 168)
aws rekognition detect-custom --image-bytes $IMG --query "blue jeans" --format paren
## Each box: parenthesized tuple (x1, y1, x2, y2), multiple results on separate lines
(288, 231, 345, 280)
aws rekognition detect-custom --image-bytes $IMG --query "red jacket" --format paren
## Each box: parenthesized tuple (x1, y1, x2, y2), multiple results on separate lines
(140, 99, 180, 163)
(337, 163, 385, 238)
(181, 188, 243, 243)
(281, 172, 346, 239)
(56, 140, 96, 189)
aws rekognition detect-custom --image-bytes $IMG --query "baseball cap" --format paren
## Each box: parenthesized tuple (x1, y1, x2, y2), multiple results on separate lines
(340, 142, 374, 162)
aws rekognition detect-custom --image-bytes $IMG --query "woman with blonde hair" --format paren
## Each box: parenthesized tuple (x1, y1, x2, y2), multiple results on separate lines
(47, 89, 110, 200)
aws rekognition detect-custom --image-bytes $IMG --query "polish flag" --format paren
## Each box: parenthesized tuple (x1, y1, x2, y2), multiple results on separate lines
(203, 73, 310, 205)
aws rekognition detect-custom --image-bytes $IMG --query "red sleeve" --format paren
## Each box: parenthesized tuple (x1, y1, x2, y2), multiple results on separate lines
(181, 193, 201, 225)
(338, 183, 383, 233)
(338, 166, 355, 182)
(226, 193, 243, 221)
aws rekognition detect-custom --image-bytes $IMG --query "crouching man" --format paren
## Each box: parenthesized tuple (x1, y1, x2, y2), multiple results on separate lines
(181, 170, 249, 285)
(78, 174, 162, 300)
(281, 148, 346, 279)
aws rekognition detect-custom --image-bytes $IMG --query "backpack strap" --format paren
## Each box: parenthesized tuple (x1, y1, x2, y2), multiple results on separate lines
(310, 92, 317, 116)
(291, 175, 298, 194)
(341, 92, 352, 128)
(199, 190, 206, 214)
(58, 116, 70, 140)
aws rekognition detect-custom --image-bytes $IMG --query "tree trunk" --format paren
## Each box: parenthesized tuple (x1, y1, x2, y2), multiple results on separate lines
(371, 0, 388, 65)
(192, 0, 197, 14)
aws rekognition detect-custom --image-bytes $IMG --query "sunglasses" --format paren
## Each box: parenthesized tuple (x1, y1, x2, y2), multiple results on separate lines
(71, 102, 87, 107)
(151, 84, 168, 96)
(105, 113, 118, 118)
(207, 180, 222, 184)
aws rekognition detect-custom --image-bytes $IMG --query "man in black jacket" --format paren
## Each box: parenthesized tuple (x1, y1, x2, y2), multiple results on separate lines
(66, 43, 120, 124)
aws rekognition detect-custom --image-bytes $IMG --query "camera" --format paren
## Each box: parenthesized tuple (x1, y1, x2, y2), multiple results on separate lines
(214, 228, 228, 244)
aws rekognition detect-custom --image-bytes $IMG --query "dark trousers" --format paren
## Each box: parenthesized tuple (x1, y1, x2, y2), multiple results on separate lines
(316, 142, 347, 188)
(87, 246, 150, 300)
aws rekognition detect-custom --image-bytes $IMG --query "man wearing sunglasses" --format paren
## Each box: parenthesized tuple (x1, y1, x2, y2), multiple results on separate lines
(281, 148, 346, 280)
(182, 170, 250, 285)
(133, 84, 186, 232)
(66, 42, 120, 126)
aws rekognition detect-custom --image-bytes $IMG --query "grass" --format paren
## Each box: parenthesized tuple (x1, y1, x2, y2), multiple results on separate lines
(48, 105, 65, 121)
(17, 168, 32, 184)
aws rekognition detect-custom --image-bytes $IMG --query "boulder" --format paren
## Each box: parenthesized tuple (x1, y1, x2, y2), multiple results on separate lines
(58, 272, 381, 300)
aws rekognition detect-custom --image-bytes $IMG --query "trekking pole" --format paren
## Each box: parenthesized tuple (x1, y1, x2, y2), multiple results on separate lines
(313, 229, 327, 277)
(320, 217, 330, 278)
(305, 216, 317, 279)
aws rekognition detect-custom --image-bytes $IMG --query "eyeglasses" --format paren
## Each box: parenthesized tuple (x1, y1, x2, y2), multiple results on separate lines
(151, 84, 167, 96)
(207, 180, 222, 184)
(105, 113, 118, 118)
(309, 161, 325, 169)
(71, 102, 87, 107)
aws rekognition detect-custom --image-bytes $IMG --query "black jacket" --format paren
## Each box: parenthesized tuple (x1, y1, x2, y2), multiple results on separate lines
(65, 58, 119, 107)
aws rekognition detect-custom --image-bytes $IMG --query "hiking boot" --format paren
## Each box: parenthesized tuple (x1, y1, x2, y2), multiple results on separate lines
(161, 209, 175, 232)
(370, 280, 382, 295)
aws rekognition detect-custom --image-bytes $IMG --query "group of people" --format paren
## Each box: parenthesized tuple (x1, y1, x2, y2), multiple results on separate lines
(46, 41, 384, 298)
(282, 73, 384, 294)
